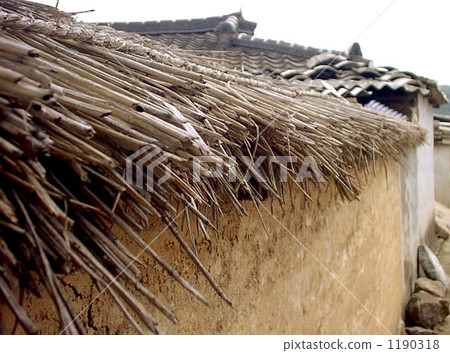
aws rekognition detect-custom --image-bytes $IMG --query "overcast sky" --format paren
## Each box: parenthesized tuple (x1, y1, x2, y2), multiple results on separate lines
(32, 0, 450, 85)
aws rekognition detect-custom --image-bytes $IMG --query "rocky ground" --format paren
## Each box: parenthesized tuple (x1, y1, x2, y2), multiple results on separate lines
(404, 202, 450, 335)
(420, 202, 450, 334)
(435, 231, 450, 334)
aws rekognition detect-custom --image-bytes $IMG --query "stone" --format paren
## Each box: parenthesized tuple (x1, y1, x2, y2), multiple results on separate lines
(435, 202, 450, 240)
(435, 315, 450, 334)
(396, 320, 406, 335)
(415, 277, 447, 298)
(438, 239, 450, 285)
(418, 244, 449, 287)
(406, 326, 437, 335)
(436, 216, 450, 240)
(406, 290, 449, 329)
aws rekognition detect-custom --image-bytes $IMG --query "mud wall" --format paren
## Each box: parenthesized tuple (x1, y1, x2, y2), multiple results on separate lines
(416, 95, 436, 243)
(400, 95, 435, 308)
(1, 159, 403, 334)
(434, 143, 450, 208)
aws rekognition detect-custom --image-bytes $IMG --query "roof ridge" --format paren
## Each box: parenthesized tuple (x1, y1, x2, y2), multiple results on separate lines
(98, 12, 257, 36)
(233, 33, 340, 58)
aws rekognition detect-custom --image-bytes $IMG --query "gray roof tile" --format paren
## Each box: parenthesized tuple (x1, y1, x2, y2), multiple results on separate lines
(103, 13, 447, 106)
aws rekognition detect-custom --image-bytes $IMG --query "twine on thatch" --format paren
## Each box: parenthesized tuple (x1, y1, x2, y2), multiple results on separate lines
(0, 0, 425, 334)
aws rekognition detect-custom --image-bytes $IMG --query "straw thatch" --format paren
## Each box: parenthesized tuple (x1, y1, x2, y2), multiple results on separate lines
(0, 0, 425, 334)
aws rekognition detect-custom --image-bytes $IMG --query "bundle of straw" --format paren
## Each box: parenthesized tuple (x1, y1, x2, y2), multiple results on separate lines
(0, 0, 425, 334)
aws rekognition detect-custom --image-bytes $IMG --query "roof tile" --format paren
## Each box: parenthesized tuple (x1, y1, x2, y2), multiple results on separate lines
(104, 13, 447, 106)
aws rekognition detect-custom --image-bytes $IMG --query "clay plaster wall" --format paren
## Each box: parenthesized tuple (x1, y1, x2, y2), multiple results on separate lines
(434, 144, 450, 208)
(400, 95, 435, 308)
(1, 159, 403, 335)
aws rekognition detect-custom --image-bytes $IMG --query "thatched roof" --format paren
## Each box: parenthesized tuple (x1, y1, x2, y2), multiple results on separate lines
(0, 0, 425, 334)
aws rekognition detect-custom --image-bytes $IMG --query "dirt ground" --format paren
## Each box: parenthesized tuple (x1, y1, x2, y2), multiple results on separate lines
(1, 159, 403, 334)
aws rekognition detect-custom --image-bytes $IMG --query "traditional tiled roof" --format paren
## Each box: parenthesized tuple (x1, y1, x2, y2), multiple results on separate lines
(365, 100, 408, 121)
(98, 12, 256, 36)
(152, 33, 332, 75)
(104, 13, 447, 108)
(434, 114, 450, 144)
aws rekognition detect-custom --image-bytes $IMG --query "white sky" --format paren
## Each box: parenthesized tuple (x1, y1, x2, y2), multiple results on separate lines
(31, 0, 450, 85)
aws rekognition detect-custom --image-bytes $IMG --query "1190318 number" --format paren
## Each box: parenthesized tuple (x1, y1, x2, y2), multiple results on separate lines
(388, 339, 439, 350)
